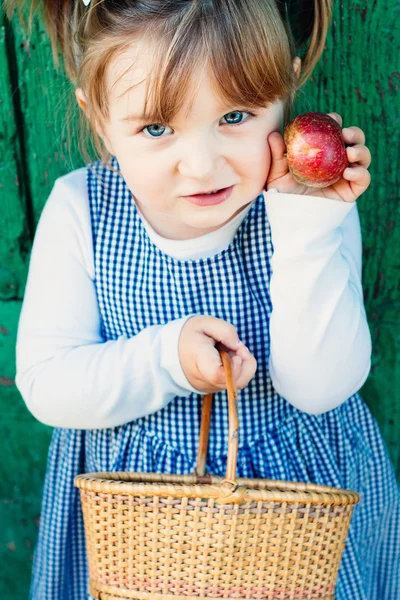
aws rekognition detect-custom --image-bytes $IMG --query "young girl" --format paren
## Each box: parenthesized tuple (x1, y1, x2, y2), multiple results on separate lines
(6, 0, 399, 599)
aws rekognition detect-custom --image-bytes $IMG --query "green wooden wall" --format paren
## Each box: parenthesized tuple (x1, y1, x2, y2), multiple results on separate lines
(1, 1, 399, 597)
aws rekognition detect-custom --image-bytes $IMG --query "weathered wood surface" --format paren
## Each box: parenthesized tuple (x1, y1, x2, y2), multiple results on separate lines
(0, 1, 399, 598)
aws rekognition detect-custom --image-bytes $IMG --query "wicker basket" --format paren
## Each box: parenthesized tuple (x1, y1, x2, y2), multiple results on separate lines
(75, 348, 360, 600)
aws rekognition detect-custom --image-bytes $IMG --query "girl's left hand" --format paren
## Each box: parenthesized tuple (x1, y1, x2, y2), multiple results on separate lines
(265, 113, 371, 203)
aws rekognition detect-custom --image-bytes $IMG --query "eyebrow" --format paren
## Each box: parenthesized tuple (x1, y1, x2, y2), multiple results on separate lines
(121, 113, 147, 122)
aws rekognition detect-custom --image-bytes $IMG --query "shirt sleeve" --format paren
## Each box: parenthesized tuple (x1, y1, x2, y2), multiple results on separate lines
(264, 190, 372, 415)
(15, 172, 203, 430)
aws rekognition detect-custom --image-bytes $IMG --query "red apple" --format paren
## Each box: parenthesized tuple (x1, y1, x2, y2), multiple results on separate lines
(283, 112, 348, 188)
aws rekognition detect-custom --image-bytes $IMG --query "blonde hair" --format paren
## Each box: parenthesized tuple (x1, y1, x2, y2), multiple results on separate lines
(5, 0, 334, 170)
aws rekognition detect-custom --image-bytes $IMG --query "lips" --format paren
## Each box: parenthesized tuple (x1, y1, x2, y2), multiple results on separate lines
(186, 187, 227, 196)
(184, 185, 234, 207)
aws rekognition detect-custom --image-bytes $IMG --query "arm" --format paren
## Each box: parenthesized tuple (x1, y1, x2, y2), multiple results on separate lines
(15, 173, 199, 430)
(264, 190, 371, 414)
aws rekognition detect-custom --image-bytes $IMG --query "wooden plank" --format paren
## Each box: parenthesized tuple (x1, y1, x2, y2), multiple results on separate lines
(362, 304, 400, 475)
(0, 300, 52, 599)
(0, 11, 31, 298)
(10, 7, 84, 225)
(0, 9, 53, 598)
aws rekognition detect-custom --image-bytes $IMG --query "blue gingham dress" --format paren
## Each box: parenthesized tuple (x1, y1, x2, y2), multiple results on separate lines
(30, 157, 399, 599)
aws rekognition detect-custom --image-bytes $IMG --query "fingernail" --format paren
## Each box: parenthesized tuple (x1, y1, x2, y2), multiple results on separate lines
(235, 339, 244, 348)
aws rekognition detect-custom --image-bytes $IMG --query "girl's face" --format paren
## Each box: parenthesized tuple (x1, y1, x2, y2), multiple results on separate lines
(81, 42, 295, 241)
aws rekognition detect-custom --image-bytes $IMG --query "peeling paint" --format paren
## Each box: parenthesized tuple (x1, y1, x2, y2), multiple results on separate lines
(388, 72, 400, 95)
(0, 377, 15, 386)
(375, 81, 385, 100)
(354, 88, 365, 102)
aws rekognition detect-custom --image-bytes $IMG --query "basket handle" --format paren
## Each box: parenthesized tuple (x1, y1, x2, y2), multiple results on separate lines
(195, 345, 238, 483)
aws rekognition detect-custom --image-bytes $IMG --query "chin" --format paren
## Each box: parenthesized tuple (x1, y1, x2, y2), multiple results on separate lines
(185, 208, 236, 230)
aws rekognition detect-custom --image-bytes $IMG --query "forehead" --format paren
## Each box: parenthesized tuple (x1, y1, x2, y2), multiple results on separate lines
(106, 41, 150, 104)
(106, 39, 240, 120)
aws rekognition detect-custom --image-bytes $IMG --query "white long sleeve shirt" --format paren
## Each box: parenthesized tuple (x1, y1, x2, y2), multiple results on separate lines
(15, 168, 372, 428)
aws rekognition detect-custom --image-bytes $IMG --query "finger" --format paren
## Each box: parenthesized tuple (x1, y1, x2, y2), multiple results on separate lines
(236, 344, 252, 361)
(196, 343, 228, 390)
(327, 112, 343, 127)
(220, 353, 247, 388)
(210, 346, 256, 390)
(227, 345, 254, 385)
(342, 126, 366, 146)
(266, 131, 289, 187)
(199, 316, 242, 352)
(343, 165, 371, 190)
(202, 343, 251, 389)
(346, 144, 371, 168)
(231, 355, 243, 381)
(235, 352, 257, 390)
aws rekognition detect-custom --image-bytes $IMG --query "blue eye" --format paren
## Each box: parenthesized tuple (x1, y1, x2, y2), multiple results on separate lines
(142, 124, 171, 138)
(139, 110, 255, 138)
(222, 111, 252, 125)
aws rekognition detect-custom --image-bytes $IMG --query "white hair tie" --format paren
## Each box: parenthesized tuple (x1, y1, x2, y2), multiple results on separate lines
(82, 0, 91, 6)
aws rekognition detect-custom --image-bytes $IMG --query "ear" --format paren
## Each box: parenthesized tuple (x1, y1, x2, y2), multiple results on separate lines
(293, 56, 302, 80)
(75, 88, 87, 113)
(75, 88, 115, 155)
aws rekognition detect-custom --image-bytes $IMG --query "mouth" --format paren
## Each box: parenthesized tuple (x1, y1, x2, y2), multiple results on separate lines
(184, 185, 234, 206)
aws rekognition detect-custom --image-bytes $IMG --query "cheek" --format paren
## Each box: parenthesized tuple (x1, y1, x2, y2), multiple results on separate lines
(239, 138, 271, 182)
(118, 155, 171, 202)
(119, 146, 171, 180)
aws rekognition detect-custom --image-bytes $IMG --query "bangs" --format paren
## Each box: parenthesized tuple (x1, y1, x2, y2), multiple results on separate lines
(112, 0, 297, 126)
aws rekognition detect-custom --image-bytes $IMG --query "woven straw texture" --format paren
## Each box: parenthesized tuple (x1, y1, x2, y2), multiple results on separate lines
(75, 349, 359, 600)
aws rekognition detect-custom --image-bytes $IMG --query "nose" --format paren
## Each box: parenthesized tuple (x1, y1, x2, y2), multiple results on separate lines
(178, 132, 224, 180)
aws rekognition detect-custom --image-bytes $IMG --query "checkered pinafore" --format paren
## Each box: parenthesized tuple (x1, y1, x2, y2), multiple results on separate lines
(30, 158, 399, 599)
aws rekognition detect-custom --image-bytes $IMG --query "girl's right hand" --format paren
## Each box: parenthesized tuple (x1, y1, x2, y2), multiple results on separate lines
(265, 114, 371, 203)
(178, 315, 257, 393)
